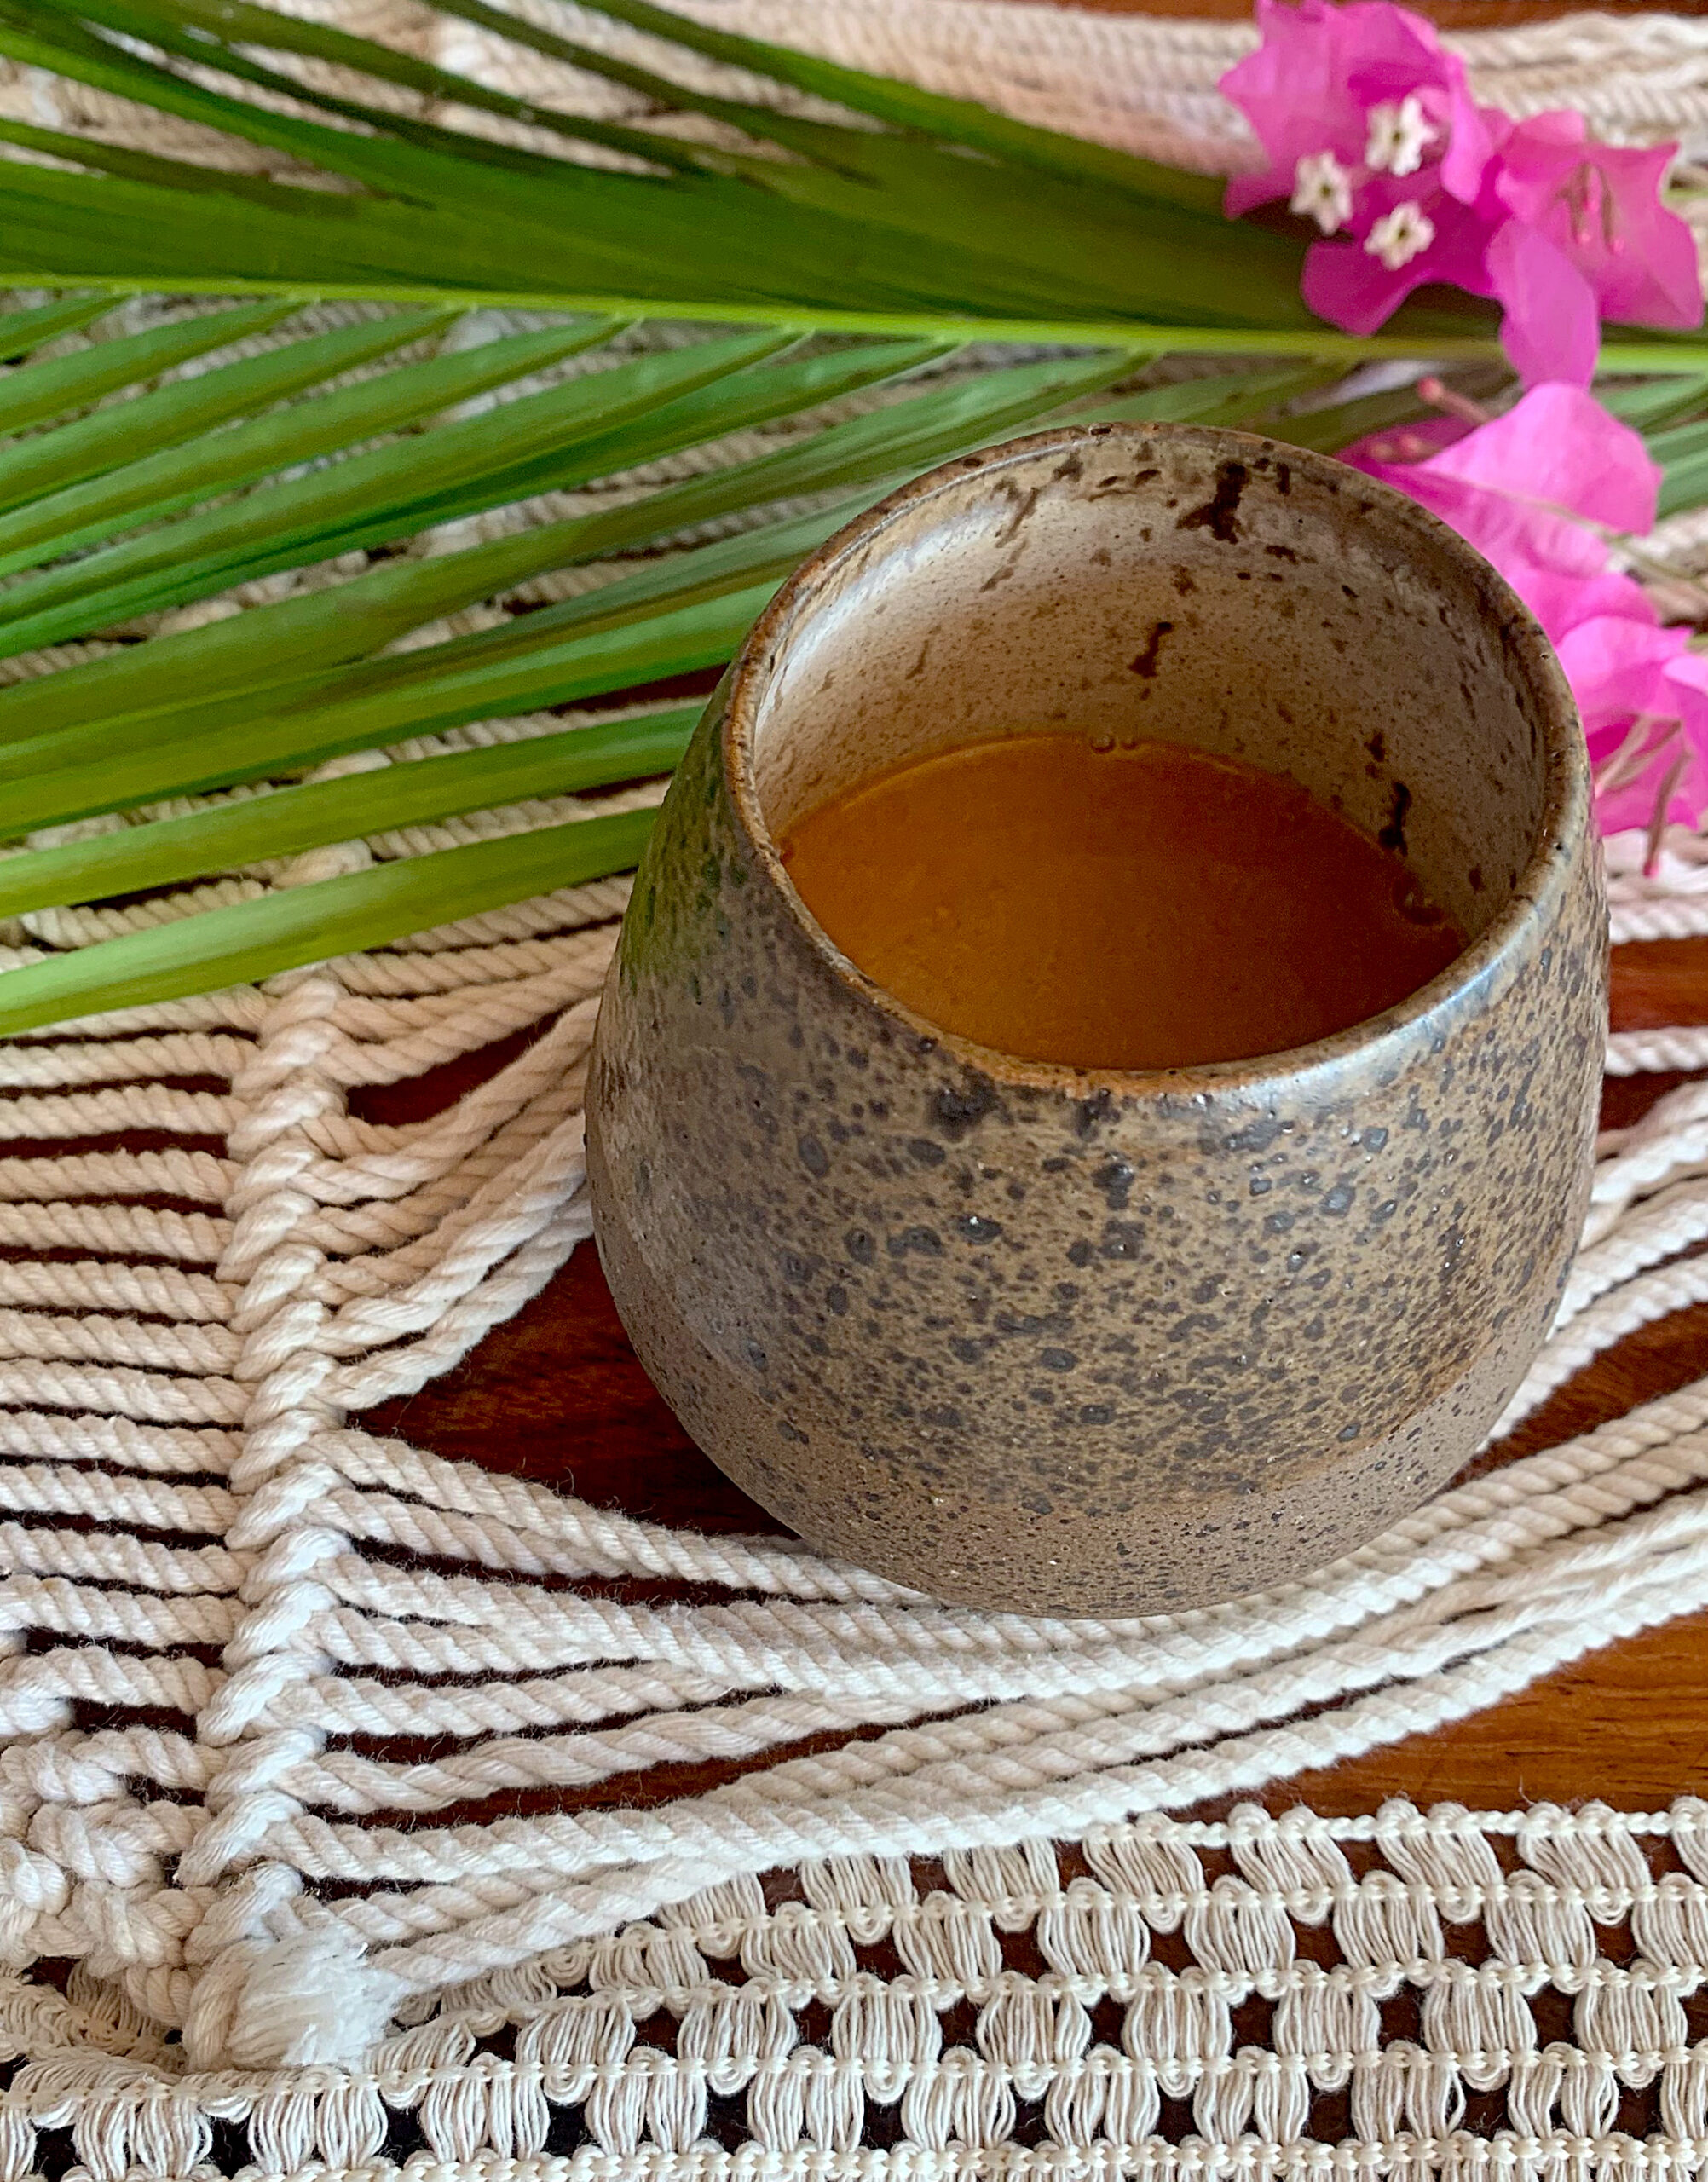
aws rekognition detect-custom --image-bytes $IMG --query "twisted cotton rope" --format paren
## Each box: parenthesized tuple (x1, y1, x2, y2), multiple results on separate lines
(15, 1802, 1708, 2177)
(8, 872, 1708, 2085)
(9, 9, 1708, 2168)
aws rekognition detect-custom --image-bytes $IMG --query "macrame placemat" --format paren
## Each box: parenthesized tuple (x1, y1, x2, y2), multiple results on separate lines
(11, 2, 1708, 2173)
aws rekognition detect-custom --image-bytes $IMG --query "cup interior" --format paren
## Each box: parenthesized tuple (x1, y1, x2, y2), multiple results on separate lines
(744, 425, 1558, 965)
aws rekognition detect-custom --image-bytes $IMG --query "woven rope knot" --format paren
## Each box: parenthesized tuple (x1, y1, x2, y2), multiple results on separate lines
(229, 1478, 344, 1556)
(182, 1925, 401, 2072)
(228, 1240, 324, 1331)
(0, 1837, 70, 1923)
(69, 1875, 205, 1981)
(29, 1798, 193, 1892)
(157, 949, 365, 2040)
(178, 1791, 307, 1888)
(224, 1555, 339, 1653)
(223, 1133, 326, 1199)
(198, 1648, 327, 1752)
(182, 1856, 297, 1966)
(232, 1296, 329, 1387)
(228, 1398, 338, 1494)
(217, 1186, 318, 1280)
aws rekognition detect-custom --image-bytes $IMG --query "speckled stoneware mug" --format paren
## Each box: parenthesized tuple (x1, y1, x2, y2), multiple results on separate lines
(586, 422, 1606, 1614)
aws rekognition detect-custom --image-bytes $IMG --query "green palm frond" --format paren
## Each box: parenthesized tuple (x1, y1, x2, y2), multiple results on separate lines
(0, 0, 1700, 1032)
(0, 296, 1381, 1032)
(0, 0, 1299, 337)
(0, 0, 1700, 366)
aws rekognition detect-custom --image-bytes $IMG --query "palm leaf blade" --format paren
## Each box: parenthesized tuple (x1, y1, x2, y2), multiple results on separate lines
(0, 582, 774, 828)
(0, 293, 296, 434)
(0, 290, 117, 352)
(0, 322, 786, 649)
(0, 805, 659, 1034)
(0, 311, 610, 579)
(0, 306, 450, 522)
(0, 705, 699, 916)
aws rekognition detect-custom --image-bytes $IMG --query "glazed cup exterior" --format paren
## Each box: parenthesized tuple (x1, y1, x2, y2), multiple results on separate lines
(587, 422, 1607, 1614)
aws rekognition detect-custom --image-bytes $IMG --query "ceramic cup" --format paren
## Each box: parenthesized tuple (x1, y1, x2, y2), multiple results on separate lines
(586, 422, 1606, 1614)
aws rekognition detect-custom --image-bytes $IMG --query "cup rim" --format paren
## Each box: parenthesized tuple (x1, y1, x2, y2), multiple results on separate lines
(719, 419, 1590, 1102)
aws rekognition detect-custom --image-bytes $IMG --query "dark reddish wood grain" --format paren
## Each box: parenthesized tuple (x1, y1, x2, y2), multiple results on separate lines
(368, 938, 1708, 1816)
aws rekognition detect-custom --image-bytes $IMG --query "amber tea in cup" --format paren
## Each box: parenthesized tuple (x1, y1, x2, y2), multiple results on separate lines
(778, 733, 1466, 1072)
(588, 423, 1606, 1615)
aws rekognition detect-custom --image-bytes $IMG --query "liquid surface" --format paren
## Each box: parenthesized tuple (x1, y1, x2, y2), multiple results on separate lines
(777, 735, 1466, 1071)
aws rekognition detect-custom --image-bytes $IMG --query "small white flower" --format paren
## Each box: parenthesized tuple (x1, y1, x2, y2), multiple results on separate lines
(1365, 95, 1434, 178)
(1290, 149, 1353, 234)
(1364, 200, 1436, 270)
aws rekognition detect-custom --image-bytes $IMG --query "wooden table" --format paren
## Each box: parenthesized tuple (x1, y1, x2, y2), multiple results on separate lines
(372, 0, 1708, 1824)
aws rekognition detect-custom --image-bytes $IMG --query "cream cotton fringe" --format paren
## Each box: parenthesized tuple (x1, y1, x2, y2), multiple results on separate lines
(11, 0, 1708, 2170)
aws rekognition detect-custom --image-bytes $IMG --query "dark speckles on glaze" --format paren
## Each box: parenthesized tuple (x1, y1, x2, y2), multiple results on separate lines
(1096, 1157, 1135, 1210)
(1130, 620, 1174, 678)
(586, 421, 1607, 1617)
(1177, 459, 1248, 544)
(931, 1078, 998, 1140)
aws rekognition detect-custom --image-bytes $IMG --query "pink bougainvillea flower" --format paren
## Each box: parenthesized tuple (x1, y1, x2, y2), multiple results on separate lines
(1347, 381, 1659, 639)
(1301, 172, 1499, 336)
(1372, 380, 1656, 533)
(1224, 0, 1708, 833)
(1348, 382, 1708, 835)
(1492, 112, 1702, 334)
(1476, 115, 1703, 384)
(1221, 0, 1702, 382)
(1220, 0, 1513, 340)
(1559, 618, 1708, 837)
(1483, 218, 1601, 387)
(1221, 0, 1496, 220)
